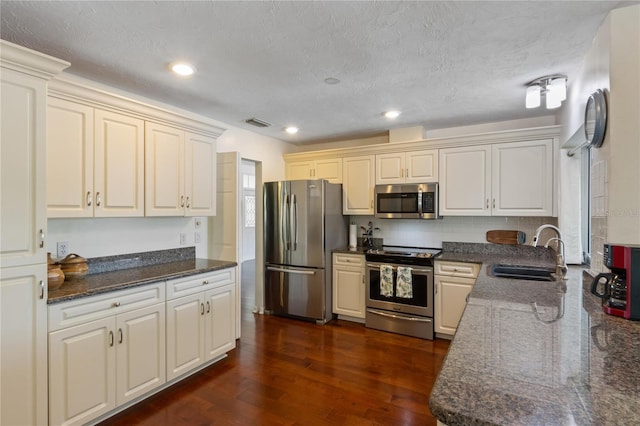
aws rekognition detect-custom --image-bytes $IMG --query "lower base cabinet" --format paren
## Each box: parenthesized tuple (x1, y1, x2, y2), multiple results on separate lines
(48, 303, 165, 426)
(332, 253, 366, 319)
(166, 273, 236, 381)
(47, 267, 236, 426)
(434, 261, 480, 336)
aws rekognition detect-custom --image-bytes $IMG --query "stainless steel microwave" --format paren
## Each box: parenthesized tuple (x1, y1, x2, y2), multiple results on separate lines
(374, 183, 439, 219)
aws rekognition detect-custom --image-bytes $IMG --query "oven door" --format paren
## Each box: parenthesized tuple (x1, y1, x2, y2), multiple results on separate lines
(366, 262, 433, 317)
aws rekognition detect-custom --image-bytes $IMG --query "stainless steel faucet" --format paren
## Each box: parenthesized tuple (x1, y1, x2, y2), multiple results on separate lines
(531, 225, 567, 279)
(531, 224, 562, 247)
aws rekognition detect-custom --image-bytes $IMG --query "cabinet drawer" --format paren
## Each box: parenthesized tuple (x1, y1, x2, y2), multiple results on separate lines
(333, 253, 365, 268)
(435, 261, 480, 278)
(49, 282, 165, 332)
(166, 268, 236, 300)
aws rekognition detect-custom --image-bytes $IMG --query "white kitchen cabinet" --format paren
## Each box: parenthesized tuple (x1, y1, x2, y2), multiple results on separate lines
(439, 140, 554, 216)
(332, 253, 366, 319)
(0, 40, 68, 426)
(286, 158, 343, 183)
(342, 155, 375, 215)
(166, 269, 236, 381)
(375, 149, 438, 184)
(434, 260, 480, 336)
(47, 98, 145, 218)
(48, 283, 166, 426)
(0, 265, 48, 426)
(145, 122, 217, 216)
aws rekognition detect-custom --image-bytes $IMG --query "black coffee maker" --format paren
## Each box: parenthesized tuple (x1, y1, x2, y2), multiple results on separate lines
(590, 243, 640, 320)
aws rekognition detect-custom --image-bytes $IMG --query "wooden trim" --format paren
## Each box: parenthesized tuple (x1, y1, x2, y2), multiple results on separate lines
(0, 40, 69, 79)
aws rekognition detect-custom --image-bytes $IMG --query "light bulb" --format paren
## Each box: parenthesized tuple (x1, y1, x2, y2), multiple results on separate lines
(525, 85, 541, 109)
(549, 77, 567, 102)
(285, 126, 299, 134)
(170, 62, 195, 76)
(384, 110, 401, 119)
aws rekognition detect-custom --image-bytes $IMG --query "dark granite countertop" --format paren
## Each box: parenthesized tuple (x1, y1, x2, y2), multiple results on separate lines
(333, 246, 368, 255)
(48, 249, 237, 304)
(430, 243, 640, 425)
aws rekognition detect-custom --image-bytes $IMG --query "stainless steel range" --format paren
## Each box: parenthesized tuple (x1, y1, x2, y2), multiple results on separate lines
(365, 245, 441, 340)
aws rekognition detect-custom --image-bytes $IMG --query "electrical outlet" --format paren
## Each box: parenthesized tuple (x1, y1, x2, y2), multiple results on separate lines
(57, 241, 69, 258)
(179, 233, 187, 245)
(194, 218, 202, 229)
(194, 231, 201, 243)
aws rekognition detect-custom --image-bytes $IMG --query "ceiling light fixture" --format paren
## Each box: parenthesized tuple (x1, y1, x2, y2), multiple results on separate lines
(285, 126, 299, 135)
(384, 110, 401, 119)
(525, 75, 567, 109)
(324, 77, 340, 85)
(170, 62, 196, 76)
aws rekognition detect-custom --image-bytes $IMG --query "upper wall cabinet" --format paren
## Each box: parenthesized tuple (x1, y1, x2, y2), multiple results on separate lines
(286, 158, 342, 183)
(145, 122, 216, 217)
(47, 97, 145, 218)
(375, 149, 438, 185)
(47, 76, 225, 218)
(343, 155, 375, 215)
(439, 139, 554, 216)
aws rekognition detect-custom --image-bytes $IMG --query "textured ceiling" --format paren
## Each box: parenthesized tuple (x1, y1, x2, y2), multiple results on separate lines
(0, 1, 631, 145)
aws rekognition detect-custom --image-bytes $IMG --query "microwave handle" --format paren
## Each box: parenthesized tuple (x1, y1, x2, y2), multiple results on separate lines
(417, 189, 423, 218)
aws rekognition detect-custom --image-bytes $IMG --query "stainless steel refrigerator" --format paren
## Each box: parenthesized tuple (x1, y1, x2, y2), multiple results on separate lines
(264, 180, 347, 324)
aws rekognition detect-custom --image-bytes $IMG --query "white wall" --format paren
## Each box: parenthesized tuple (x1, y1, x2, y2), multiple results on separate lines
(350, 216, 557, 248)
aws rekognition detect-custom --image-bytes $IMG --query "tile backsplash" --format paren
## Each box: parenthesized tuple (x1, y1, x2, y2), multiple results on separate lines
(348, 216, 558, 249)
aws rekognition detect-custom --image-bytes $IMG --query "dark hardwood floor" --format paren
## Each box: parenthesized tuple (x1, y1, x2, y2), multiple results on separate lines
(99, 308, 450, 425)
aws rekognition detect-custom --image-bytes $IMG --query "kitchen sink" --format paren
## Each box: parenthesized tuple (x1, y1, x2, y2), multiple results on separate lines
(490, 264, 555, 281)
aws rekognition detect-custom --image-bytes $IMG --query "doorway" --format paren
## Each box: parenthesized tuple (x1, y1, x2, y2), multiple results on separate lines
(241, 159, 257, 313)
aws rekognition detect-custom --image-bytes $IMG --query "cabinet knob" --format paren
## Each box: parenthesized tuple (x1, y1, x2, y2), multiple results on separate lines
(112, 302, 121, 308)
(202, 280, 209, 285)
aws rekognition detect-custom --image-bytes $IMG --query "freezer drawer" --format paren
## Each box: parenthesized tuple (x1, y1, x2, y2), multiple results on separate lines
(265, 265, 327, 322)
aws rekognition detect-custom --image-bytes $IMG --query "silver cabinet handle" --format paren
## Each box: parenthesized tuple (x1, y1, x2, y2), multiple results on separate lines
(118, 328, 123, 344)
(201, 303, 205, 315)
(486, 199, 489, 209)
(39, 229, 45, 248)
(435, 283, 438, 294)
(371, 200, 374, 209)
(39, 280, 45, 299)
(108, 331, 114, 347)
(112, 302, 120, 308)
(206, 301, 211, 313)
(96, 192, 102, 207)
(186, 196, 190, 208)
(86, 191, 92, 207)
(180, 195, 185, 208)
(493, 199, 496, 209)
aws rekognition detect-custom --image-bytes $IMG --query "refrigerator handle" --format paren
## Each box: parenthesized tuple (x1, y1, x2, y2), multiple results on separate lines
(292, 194, 298, 251)
(284, 194, 290, 250)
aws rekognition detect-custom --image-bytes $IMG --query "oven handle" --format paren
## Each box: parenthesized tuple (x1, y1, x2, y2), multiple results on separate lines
(367, 309, 432, 322)
(366, 263, 433, 274)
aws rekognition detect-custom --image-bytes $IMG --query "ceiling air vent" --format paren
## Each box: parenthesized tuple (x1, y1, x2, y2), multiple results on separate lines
(244, 117, 271, 128)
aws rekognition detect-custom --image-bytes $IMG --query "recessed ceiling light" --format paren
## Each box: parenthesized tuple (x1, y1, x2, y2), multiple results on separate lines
(285, 126, 299, 135)
(384, 110, 401, 119)
(170, 62, 196, 76)
(324, 77, 340, 85)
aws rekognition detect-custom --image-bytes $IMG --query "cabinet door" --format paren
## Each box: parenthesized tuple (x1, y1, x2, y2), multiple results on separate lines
(406, 149, 438, 183)
(342, 155, 375, 215)
(204, 284, 236, 361)
(314, 158, 343, 183)
(492, 139, 554, 216)
(185, 132, 217, 217)
(0, 69, 47, 267)
(145, 122, 185, 216)
(0, 265, 48, 426)
(49, 317, 116, 426)
(286, 161, 313, 180)
(94, 109, 144, 217)
(116, 304, 166, 405)
(375, 152, 405, 184)
(332, 265, 365, 318)
(47, 97, 94, 218)
(439, 146, 491, 216)
(166, 293, 205, 381)
(434, 275, 475, 335)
